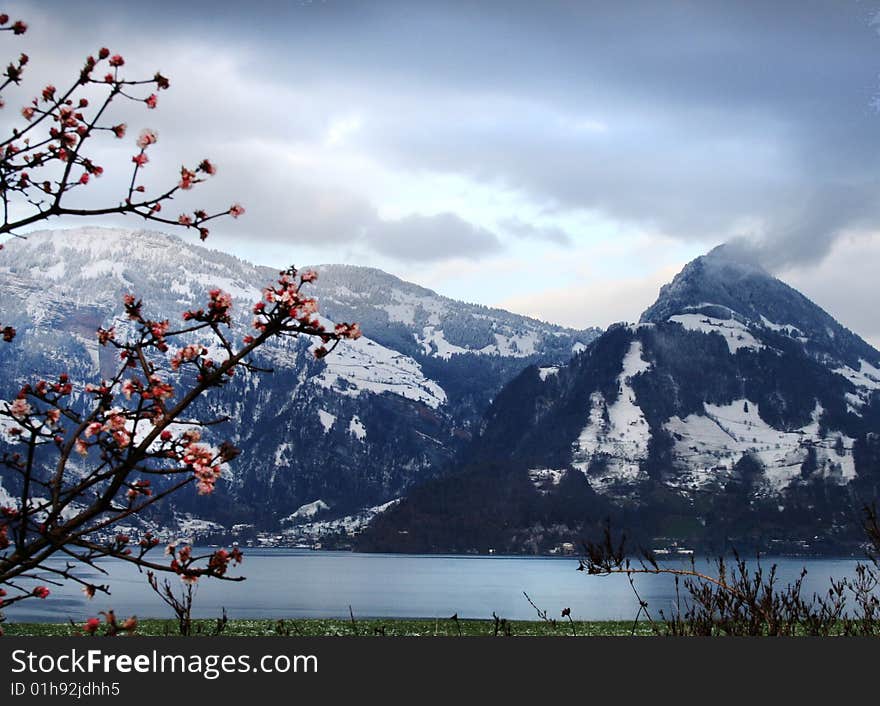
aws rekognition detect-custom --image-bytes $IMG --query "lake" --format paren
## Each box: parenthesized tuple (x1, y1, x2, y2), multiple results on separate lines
(4, 550, 869, 623)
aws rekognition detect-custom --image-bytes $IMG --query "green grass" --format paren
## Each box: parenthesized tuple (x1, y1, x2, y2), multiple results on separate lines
(2, 617, 654, 637)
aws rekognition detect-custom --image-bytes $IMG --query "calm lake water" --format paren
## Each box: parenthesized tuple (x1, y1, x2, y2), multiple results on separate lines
(5, 550, 868, 623)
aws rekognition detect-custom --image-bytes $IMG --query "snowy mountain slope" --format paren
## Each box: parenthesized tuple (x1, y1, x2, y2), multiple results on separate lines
(309, 264, 588, 361)
(0, 227, 596, 532)
(361, 246, 880, 553)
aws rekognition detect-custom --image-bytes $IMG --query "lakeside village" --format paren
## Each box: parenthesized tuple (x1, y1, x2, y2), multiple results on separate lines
(79, 489, 853, 557)
(88, 512, 708, 558)
(87, 516, 589, 555)
(84, 518, 849, 557)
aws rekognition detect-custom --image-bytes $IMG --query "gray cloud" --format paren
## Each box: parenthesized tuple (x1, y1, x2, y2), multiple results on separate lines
(8, 0, 880, 274)
(501, 217, 571, 246)
(365, 212, 502, 262)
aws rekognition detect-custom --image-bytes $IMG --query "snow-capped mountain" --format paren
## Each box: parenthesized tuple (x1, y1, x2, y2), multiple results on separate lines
(0, 227, 598, 532)
(361, 246, 880, 554)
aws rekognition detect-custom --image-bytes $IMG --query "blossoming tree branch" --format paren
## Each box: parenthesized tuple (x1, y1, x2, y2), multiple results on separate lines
(0, 15, 242, 342)
(0, 15, 362, 625)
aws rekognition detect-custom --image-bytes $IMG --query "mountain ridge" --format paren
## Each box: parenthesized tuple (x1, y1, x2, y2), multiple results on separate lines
(0, 226, 599, 541)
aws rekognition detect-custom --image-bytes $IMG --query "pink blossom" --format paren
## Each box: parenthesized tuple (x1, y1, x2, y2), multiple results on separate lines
(148, 375, 174, 401)
(208, 289, 233, 319)
(113, 430, 131, 447)
(121, 379, 137, 399)
(105, 411, 127, 432)
(9, 398, 31, 420)
(84, 422, 103, 438)
(108, 54, 124, 67)
(170, 344, 205, 371)
(150, 320, 170, 339)
(209, 549, 230, 575)
(126, 480, 151, 500)
(335, 322, 363, 340)
(136, 128, 158, 148)
(179, 167, 196, 190)
(145, 93, 158, 109)
(132, 152, 148, 167)
(97, 327, 115, 345)
(228, 203, 245, 218)
(299, 298, 318, 316)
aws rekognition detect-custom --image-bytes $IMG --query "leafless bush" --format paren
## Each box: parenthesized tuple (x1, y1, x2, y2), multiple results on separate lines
(580, 511, 880, 636)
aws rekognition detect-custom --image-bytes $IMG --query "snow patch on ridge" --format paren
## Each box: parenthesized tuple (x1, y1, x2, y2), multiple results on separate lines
(317, 410, 336, 433)
(282, 498, 401, 539)
(538, 366, 559, 381)
(572, 340, 652, 489)
(348, 415, 366, 441)
(664, 400, 855, 492)
(0, 477, 15, 508)
(313, 334, 447, 409)
(274, 442, 292, 467)
(759, 315, 803, 337)
(417, 326, 470, 359)
(284, 500, 330, 523)
(669, 313, 763, 353)
(834, 359, 880, 410)
(415, 326, 542, 359)
(384, 303, 416, 325)
(528, 468, 565, 495)
(835, 359, 880, 391)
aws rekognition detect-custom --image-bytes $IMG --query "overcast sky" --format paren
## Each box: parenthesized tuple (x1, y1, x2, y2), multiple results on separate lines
(4, 1, 880, 345)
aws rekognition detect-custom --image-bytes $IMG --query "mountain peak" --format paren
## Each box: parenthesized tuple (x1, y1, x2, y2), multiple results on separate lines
(641, 242, 798, 325)
(639, 243, 878, 369)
